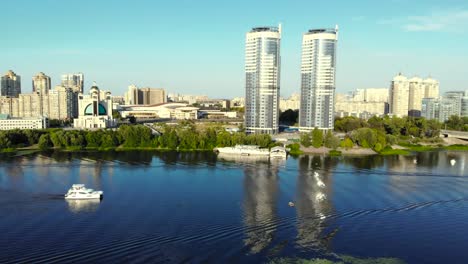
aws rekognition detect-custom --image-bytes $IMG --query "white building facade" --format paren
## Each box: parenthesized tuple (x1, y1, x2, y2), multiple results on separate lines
(279, 93, 300, 111)
(245, 26, 281, 134)
(389, 74, 439, 117)
(73, 84, 115, 129)
(299, 27, 338, 131)
(119, 102, 198, 120)
(0, 114, 47, 130)
(0, 86, 73, 120)
(335, 88, 388, 118)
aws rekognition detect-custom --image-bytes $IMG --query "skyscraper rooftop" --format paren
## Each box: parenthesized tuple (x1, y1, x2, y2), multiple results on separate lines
(250, 27, 279, 33)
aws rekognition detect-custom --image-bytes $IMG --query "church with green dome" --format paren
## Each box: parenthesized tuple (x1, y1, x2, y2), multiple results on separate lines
(73, 83, 116, 129)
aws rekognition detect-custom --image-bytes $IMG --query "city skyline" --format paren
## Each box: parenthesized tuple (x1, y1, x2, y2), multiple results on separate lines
(1, 0, 467, 98)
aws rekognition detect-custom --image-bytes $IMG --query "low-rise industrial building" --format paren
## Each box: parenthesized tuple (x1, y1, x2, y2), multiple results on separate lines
(119, 102, 198, 120)
(0, 114, 48, 130)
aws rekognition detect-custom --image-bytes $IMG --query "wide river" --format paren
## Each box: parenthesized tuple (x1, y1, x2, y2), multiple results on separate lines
(0, 150, 467, 263)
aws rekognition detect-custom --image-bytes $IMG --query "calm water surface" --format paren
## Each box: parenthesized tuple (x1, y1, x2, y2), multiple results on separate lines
(0, 150, 467, 263)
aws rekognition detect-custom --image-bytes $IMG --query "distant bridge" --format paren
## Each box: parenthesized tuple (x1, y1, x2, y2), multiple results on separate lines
(441, 130, 468, 140)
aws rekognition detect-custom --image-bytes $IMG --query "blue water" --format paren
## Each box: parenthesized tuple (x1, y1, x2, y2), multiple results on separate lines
(0, 151, 467, 263)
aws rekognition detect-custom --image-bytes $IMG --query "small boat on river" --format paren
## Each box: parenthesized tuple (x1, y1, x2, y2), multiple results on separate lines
(270, 146, 287, 159)
(214, 145, 270, 156)
(65, 184, 103, 200)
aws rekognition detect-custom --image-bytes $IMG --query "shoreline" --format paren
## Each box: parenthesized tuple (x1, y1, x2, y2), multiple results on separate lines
(2, 143, 468, 156)
(300, 146, 378, 155)
(298, 144, 468, 156)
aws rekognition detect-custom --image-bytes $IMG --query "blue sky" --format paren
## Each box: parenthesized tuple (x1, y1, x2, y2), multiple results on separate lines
(1, 0, 467, 98)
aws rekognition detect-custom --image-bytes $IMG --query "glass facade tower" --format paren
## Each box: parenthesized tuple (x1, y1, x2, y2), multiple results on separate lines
(245, 26, 281, 134)
(299, 27, 338, 131)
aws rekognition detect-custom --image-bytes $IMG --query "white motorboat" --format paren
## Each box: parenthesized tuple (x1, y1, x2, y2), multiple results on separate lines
(270, 146, 287, 159)
(214, 145, 270, 156)
(65, 184, 103, 200)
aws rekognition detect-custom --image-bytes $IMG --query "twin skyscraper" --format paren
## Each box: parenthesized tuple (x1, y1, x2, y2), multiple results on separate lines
(244, 25, 338, 134)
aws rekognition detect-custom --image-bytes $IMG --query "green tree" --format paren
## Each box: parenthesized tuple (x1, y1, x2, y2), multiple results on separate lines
(426, 119, 442, 137)
(367, 116, 385, 132)
(324, 130, 340, 149)
(340, 137, 354, 149)
(300, 132, 311, 147)
(351, 127, 386, 150)
(0, 132, 12, 149)
(383, 116, 405, 135)
(445, 115, 464, 130)
(50, 130, 67, 148)
(216, 131, 232, 147)
(311, 128, 323, 148)
(334, 116, 367, 132)
(86, 131, 102, 148)
(351, 128, 376, 148)
(38, 134, 53, 150)
(23, 129, 42, 145)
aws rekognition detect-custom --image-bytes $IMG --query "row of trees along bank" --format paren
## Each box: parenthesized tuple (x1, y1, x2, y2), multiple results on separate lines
(0, 121, 276, 151)
(299, 116, 445, 153)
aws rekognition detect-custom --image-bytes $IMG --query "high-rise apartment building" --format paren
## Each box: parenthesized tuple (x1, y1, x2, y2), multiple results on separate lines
(389, 74, 439, 117)
(424, 78, 439, 99)
(335, 88, 389, 118)
(299, 27, 338, 131)
(351, 88, 389, 102)
(125, 85, 166, 105)
(389, 74, 410, 117)
(462, 91, 468, 117)
(444, 91, 464, 115)
(61, 73, 84, 93)
(125, 85, 139, 105)
(0, 86, 73, 120)
(408, 77, 424, 116)
(32, 72, 51, 95)
(439, 97, 460, 122)
(421, 91, 466, 122)
(1, 70, 21, 98)
(245, 26, 281, 134)
(140, 88, 166, 105)
(61, 73, 84, 118)
(421, 98, 439, 120)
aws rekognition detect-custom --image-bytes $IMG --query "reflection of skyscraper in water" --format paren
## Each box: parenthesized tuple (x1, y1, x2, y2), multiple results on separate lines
(386, 155, 418, 173)
(296, 155, 334, 249)
(242, 162, 279, 254)
(4, 160, 24, 178)
(78, 157, 103, 189)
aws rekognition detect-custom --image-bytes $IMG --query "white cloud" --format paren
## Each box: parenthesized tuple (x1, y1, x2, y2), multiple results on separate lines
(381, 9, 468, 32)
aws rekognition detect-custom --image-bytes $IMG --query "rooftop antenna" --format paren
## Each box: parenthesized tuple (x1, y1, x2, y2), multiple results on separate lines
(278, 23, 282, 36)
(93, 81, 97, 86)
